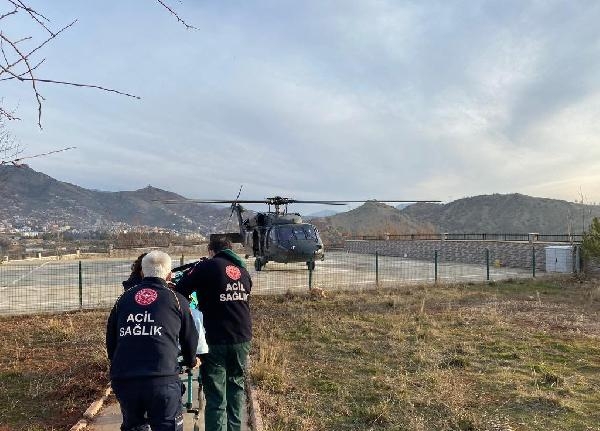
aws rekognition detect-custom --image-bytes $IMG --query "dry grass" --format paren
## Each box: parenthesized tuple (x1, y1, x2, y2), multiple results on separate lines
(250, 278, 600, 431)
(1, 278, 599, 431)
(0, 310, 109, 431)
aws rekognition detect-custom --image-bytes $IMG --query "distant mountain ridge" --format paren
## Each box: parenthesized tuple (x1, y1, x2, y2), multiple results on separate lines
(1, 166, 597, 239)
(0, 166, 231, 234)
(398, 193, 600, 233)
(311, 201, 437, 243)
(311, 194, 600, 243)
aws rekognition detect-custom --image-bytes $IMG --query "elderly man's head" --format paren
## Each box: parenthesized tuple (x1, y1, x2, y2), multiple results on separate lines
(141, 250, 172, 280)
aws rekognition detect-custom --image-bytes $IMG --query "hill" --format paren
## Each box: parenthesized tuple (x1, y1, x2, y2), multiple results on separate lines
(2, 167, 598, 239)
(0, 166, 231, 234)
(399, 193, 600, 233)
(312, 201, 436, 243)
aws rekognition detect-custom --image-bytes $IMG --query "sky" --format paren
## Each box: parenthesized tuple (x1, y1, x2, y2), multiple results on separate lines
(2, 0, 600, 213)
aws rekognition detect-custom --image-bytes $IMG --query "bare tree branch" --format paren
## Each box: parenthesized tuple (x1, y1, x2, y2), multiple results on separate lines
(0, 12, 135, 127)
(12, 77, 142, 99)
(0, 31, 43, 127)
(9, 0, 54, 35)
(0, 7, 17, 20)
(0, 115, 22, 164)
(155, 0, 197, 30)
(0, 57, 44, 81)
(0, 19, 77, 79)
(0, 1, 195, 127)
(1, 145, 76, 166)
(0, 107, 20, 121)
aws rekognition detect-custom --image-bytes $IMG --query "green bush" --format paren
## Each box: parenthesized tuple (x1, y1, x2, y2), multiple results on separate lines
(581, 217, 600, 258)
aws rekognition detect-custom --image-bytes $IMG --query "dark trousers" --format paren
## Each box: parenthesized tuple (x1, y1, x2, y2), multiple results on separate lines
(201, 341, 251, 431)
(112, 378, 184, 431)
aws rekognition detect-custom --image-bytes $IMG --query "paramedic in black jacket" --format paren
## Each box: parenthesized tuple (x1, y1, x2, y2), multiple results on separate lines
(176, 237, 252, 431)
(106, 250, 199, 431)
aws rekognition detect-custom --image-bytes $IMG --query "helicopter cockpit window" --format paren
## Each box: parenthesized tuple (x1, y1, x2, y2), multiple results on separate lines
(302, 225, 318, 240)
(277, 226, 295, 243)
(278, 225, 318, 241)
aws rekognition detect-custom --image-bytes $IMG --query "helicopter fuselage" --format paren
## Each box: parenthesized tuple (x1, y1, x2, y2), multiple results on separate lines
(242, 214, 324, 264)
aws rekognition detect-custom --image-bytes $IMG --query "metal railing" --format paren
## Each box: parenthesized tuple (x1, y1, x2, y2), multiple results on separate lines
(348, 233, 583, 242)
(0, 244, 577, 315)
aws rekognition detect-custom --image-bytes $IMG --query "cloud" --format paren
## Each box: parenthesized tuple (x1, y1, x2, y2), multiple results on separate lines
(3, 0, 600, 205)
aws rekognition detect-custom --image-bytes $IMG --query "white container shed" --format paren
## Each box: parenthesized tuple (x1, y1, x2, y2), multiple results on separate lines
(545, 246, 574, 273)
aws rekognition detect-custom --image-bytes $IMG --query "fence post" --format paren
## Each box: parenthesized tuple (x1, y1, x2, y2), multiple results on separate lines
(375, 251, 379, 287)
(180, 254, 184, 266)
(78, 260, 83, 309)
(485, 249, 490, 281)
(532, 247, 536, 278)
(308, 259, 314, 290)
(434, 250, 438, 283)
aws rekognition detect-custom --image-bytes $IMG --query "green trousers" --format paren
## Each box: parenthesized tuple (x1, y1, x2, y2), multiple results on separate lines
(201, 341, 251, 431)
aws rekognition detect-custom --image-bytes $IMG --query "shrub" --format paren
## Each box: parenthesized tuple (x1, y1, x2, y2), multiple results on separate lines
(582, 217, 600, 258)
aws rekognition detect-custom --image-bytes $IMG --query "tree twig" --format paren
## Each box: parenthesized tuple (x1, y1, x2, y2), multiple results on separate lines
(1, 1, 193, 127)
(10, 0, 54, 35)
(0, 107, 20, 121)
(1, 145, 76, 165)
(0, 57, 45, 81)
(155, 0, 197, 30)
(0, 19, 77, 79)
(0, 7, 17, 20)
(0, 31, 43, 127)
(14, 77, 141, 99)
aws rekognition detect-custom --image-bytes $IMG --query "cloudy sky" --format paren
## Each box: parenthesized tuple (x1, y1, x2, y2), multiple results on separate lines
(2, 0, 600, 211)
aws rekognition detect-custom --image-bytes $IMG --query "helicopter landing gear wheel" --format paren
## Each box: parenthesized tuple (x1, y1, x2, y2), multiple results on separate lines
(254, 258, 263, 271)
(306, 261, 316, 271)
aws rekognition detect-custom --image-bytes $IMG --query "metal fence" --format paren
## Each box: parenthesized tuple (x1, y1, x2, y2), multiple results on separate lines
(351, 233, 583, 242)
(0, 247, 557, 316)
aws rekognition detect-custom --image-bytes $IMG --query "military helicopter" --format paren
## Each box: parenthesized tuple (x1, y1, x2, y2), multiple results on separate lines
(164, 196, 440, 271)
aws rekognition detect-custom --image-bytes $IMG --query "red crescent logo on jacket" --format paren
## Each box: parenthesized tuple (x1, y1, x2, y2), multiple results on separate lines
(225, 265, 241, 281)
(135, 288, 158, 306)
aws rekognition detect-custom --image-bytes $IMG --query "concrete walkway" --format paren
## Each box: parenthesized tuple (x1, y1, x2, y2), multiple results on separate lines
(88, 375, 249, 431)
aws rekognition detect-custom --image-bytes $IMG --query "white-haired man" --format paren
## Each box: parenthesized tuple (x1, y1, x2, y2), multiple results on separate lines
(106, 250, 199, 431)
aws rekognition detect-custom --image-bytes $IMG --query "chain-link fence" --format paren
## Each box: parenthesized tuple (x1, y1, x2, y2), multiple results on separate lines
(0, 245, 567, 316)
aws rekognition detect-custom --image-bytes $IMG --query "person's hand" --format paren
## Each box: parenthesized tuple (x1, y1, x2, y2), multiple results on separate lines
(193, 357, 201, 368)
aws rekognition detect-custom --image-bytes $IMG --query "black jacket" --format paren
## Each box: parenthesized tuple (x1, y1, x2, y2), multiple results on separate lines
(176, 250, 252, 345)
(106, 277, 198, 381)
(122, 273, 143, 291)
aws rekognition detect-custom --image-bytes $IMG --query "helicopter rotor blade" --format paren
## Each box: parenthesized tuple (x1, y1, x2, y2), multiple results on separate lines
(284, 200, 348, 206)
(313, 200, 442, 203)
(158, 199, 269, 204)
(158, 198, 441, 205)
(287, 200, 441, 205)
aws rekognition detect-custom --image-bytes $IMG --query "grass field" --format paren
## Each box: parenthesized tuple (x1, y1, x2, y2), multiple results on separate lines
(0, 310, 109, 431)
(0, 277, 599, 430)
(250, 278, 600, 431)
